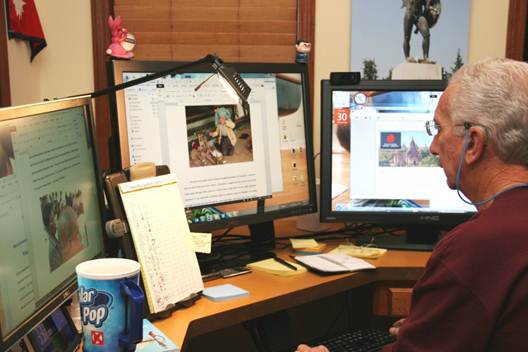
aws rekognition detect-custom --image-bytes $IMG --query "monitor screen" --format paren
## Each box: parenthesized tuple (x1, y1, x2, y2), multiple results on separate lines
(320, 80, 476, 249)
(110, 60, 316, 240)
(0, 97, 106, 350)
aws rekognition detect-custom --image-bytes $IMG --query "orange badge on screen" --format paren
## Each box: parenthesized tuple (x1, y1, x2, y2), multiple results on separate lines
(333, 108, 350, 125)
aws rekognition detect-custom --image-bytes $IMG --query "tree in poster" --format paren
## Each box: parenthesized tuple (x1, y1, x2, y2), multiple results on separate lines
(363, 59, 378, 80)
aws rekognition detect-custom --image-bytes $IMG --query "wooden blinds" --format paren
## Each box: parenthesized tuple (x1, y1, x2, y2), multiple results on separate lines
(113, 0, 298, 62)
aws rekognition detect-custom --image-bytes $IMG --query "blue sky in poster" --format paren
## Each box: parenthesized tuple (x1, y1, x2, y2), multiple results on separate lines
(351, 0, 471, 79)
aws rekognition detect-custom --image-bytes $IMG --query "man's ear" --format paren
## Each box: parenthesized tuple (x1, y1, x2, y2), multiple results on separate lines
(464, 127, 487, 164)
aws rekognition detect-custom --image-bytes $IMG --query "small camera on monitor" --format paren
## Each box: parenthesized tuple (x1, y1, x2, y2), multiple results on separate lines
(330, 72, 361, 85)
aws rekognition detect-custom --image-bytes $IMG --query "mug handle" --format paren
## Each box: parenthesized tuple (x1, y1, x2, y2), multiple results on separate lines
(119, 279, 144, 350)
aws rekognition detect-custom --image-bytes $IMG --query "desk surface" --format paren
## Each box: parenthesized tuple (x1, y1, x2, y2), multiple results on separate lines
(154, 249, 430, 350)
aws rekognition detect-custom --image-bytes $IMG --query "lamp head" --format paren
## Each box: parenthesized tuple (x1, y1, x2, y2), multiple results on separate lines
(210, 55, 251, 103)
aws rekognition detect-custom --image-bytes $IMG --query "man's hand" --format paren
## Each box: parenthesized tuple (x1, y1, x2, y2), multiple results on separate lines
(389, 318, 406, 337)
(296, 344, 329, 352)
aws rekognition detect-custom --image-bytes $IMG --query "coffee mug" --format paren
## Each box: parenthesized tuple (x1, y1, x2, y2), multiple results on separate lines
(76, 258, 144, 351)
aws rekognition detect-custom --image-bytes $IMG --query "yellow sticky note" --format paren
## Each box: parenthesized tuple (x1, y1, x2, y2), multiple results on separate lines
(330, 244, 387, 259)
(290, 238, 319, 249)
(247, 258, 306, 276)
(188, 232, 212, 254)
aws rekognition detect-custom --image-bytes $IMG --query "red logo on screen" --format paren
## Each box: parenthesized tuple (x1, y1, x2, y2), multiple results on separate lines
(91, 331, 105, 346)
(386, 134, 396, 143)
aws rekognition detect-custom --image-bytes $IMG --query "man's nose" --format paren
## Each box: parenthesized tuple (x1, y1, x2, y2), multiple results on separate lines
(429, 136, 439, 155)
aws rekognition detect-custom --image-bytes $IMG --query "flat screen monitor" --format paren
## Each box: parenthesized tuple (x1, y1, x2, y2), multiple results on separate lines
(319, 79, 476, 250)
(0, 97, 106, 350)
(109, 60, 316, 252)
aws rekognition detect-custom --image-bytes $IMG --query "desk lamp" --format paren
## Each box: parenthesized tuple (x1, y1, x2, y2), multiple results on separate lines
(80, 54, 251, 104)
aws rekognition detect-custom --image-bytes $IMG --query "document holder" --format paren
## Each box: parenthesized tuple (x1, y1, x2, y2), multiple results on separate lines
(103, 163, 201, 320)
(104, 163, 170, 260)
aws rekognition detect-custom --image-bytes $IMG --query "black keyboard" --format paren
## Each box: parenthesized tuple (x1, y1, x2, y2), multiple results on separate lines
(311, 329, 395, 352)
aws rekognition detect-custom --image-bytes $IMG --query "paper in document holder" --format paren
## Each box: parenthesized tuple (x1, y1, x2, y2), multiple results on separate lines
(118, 174, 204, 314)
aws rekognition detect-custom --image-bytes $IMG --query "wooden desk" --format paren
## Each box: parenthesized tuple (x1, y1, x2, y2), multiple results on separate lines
(154, 249, 430, 351)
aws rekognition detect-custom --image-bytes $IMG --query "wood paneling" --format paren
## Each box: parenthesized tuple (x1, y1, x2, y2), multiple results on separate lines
(0, 4, 11, 107)
(90, 0, 113, 171)
(506, 0, 528, 60)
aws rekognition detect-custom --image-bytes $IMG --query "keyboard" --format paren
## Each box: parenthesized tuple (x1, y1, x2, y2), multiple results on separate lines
(310, 329, 395, 352)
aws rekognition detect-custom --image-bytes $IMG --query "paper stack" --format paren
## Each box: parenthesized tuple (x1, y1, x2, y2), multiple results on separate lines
(330, 244, 387, 259)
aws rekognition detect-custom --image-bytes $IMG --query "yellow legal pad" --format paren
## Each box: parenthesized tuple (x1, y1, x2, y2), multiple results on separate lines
(247, 258, 307, 276)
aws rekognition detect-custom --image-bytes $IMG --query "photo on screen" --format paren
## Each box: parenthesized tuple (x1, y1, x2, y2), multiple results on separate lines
(378, 131, 438, 167)
(7, 336, 32, 352)
(185, 105, 254, 167)
(0, 125, 15, 179)
(28, 307, 78, 352)
(40, 190, 85, 271)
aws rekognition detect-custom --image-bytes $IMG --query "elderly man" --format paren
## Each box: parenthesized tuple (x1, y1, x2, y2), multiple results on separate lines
(297, 58, 528, 351)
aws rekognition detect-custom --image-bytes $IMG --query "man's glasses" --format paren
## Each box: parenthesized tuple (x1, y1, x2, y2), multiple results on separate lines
(425, 120, 440, 136)
(426, 120, 487, 137)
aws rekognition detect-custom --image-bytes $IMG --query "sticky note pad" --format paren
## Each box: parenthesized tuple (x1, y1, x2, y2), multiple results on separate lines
(202, 284, 249, 302)
(248, 258, 306, 276)
(290, 238, 319, 249)
(188, 232, 212, 253)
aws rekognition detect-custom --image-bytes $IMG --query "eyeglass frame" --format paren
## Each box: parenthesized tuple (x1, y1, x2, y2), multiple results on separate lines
(425, 120, 484, 137)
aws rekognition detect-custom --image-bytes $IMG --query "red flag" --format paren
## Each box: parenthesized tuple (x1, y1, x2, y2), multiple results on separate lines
(5, 0, 47, 61)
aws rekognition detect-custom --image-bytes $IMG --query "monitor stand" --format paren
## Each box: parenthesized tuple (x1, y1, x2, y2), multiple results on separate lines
(197, 220, 276, 276)
(248, 220, 276, 261)
(357, 225, 441, 251)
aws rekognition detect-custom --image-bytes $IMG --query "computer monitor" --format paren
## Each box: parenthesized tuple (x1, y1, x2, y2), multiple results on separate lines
(319, 79, 477, 250)
(109, 60, 316, 254)
(0, 97, 106, 350)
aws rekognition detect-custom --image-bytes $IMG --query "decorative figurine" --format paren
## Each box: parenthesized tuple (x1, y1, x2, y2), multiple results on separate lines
(295, 40, 311, 64)
(402, 0, 441, 63)
(106, 16, 135, 59)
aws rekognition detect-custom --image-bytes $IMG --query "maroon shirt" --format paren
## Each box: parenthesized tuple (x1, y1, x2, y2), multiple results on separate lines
(382, 187, 528, 351)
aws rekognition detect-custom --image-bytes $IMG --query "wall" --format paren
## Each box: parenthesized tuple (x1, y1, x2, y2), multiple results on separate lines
(313, 0, 510, 176)
(7, 0, 94, 105)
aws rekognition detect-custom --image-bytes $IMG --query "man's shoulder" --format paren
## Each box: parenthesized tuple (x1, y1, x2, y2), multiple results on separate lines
(434, 195, 528, 262)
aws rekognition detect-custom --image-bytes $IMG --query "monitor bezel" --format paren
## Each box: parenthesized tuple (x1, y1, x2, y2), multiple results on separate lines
(109, 60, 317, 232)
(319, 79, 476, 229)
(0, 96, 107, 351)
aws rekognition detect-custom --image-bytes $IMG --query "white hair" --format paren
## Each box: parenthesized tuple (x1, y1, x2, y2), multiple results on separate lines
(447, 58, 528, 166)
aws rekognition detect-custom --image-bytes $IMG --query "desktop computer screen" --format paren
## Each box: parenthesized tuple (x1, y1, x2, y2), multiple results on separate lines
(109, 60, 316, 252)
(319, 79, 476, 249)
(0, 97, 106, 350)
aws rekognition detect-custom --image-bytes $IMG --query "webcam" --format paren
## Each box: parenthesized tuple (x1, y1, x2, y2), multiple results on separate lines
(330, 72, 361, 85)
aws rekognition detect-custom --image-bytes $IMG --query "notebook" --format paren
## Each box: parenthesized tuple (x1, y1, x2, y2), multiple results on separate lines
(293, 253, 375, 274)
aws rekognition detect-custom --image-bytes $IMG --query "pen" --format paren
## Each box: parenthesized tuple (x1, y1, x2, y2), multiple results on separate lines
(274, 256, 298, 271)
(148, 331, 167, 347)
